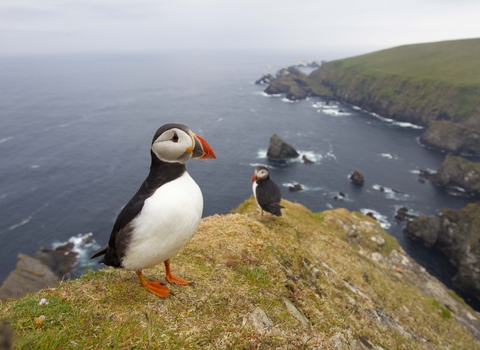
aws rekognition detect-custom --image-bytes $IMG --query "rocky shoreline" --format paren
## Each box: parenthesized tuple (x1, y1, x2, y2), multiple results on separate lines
(256, 64, 480, 306)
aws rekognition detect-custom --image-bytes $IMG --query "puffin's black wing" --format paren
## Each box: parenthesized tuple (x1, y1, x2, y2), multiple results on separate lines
(90, 158, 186, 267)
(256, 179, 284, 216)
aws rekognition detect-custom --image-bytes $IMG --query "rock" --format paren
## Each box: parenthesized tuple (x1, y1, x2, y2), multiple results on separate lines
(394, 206, 417, 222)
(282, 297, 309, 327)
(255, 72, 275, 85)
(420, 121, 480, 156)
(0, 241, 80, 301)
(34, 242, 78, 278)
(242, 307, 273, 334)
(0, 321, 13, 350)
(302, 155, 314, 164)
(264, 67, 311, 101)
(289, 183, 303, 191)
(349, 170, 365, 186)
(424, 154, 480, 196)
(0, 254, 59, 301)
(267, 134, 299, 161)
(404, 202, 480, 301)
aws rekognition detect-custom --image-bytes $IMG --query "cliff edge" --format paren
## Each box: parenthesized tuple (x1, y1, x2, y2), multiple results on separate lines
(1, 198, 479, 349)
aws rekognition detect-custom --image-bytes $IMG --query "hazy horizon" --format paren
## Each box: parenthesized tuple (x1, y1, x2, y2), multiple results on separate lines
(1, 1, 480, 60)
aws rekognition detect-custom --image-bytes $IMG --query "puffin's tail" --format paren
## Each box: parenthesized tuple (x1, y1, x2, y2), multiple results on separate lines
(90, 244, 108, 260)
(270, 203, 284, 216)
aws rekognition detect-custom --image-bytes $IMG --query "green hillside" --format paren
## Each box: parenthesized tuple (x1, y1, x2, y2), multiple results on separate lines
(307, 38, 480, 155)
(337, 38, 480, 86)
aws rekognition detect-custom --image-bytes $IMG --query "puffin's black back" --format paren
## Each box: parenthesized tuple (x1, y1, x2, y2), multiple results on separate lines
(92, 153, 186, 267)
(255, 177, 284, 216)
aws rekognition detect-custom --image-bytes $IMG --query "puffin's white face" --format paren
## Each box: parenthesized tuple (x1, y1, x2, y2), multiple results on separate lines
(254, 168, 269, 180)
(151, 127, 194, 164)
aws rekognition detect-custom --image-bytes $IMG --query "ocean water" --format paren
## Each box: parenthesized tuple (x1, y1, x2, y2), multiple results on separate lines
(0, 52, 478, 308)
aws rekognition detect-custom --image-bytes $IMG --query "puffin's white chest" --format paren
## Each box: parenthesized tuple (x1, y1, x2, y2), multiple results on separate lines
(252, 182, 261, 209)
(122, 172, 203, 271)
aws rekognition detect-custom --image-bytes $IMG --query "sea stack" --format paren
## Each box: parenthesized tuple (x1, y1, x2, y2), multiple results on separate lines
(267, 134, 299, 161)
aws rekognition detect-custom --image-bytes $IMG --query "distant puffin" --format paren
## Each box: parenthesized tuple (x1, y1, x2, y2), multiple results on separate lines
(90, 123, 216, 298)
(251, 166, 284, 216)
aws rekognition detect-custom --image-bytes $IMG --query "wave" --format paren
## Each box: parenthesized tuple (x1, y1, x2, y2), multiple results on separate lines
(0, 136, 14, 144)
(282, 182, 324, 191)
(360, 209, 391, 229)
(372, 184, 409, 201)
(8, 202, 49, 231)
(380, 153, 398, 160)
(256, 149, 325, 163)
(319, 108, 352, 117)
(52, 232, 101, 268)
(367, 112, 423, 129)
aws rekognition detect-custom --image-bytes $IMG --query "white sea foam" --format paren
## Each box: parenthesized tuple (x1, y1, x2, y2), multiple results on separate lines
(52, 232, 100, 268)
(0, 136, 14, 144)
(8, 215, 34, 231)
(409, 169, 421, 174)
(256, 149, 324, 163)
(281, 98, 296, 103)
(282, 182, 324, 191)
(380, 153, 399, 160)
(367, 112, 423, 129)
(318, 108, 351, 117)
(360, 209, 391, 229)
(372, 184, 409, 201)
(261, 92, 282, 98)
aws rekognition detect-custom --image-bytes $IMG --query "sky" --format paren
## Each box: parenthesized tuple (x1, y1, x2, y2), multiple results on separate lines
(1, 0, 480, 59)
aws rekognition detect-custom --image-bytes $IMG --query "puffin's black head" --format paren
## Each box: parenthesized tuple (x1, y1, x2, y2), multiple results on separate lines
(252, 166, 270, 182)
(151, 123, 216, 164)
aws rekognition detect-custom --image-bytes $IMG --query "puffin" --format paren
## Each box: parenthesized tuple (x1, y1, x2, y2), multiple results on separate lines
(90, 123, 216, 298)
(251, 166, 284, 216)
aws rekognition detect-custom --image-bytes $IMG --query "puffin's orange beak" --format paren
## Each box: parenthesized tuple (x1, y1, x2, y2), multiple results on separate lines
(251, 170, 257, 182)
(190, 133, 216, 159)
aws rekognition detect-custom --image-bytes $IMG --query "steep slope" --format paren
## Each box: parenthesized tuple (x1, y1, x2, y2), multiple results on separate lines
(0, 198, 479, 349)
(308, 38, 480, 155)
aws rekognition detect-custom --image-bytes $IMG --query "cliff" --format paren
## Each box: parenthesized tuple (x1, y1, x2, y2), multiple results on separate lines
(404, 202, 480, 301)
(422, 154, 480, 197)
(1, 198, 479, 349)
(264, 38, 480, 155)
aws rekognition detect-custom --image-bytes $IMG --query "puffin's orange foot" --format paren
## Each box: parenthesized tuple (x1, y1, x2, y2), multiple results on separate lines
(164, 260, 191, 285)
(136, 270, 170, 298)
(144, 281, 171, 298)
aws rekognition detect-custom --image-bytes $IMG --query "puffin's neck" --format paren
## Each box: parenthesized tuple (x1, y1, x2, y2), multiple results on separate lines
(148, 151, 187, 186)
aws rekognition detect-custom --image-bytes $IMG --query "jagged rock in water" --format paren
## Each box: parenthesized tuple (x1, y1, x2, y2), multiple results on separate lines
(264, 67, 311, 101)
(255, 72, 275, 85)
(267, 134, 299, 161)
(422, 154, 480, 196)
(302, 155, 314, 164)
(289, 183, 303, 191)
(404, 202, 480, 301)
(349, 170, 365, 186)
(395, 206, 417, 222)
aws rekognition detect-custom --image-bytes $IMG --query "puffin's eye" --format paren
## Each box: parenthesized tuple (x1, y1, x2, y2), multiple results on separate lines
(171, 133, 179, 143)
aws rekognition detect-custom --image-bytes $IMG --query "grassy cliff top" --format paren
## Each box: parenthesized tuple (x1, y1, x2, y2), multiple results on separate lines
(1, 198, 479, 349)
(328, 38, 480, 86)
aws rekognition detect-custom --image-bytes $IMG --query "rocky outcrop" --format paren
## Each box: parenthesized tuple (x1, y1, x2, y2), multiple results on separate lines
(264, 67, 312, 101)
(349, 169, 365, 186)
(404, 202, 480, 301)
(254, 72, 275, 85)
(422, 154, 480, 196)
(420, 121, 480, 155)
(267, 134, 299, 161)
(0, 242, 80, 301)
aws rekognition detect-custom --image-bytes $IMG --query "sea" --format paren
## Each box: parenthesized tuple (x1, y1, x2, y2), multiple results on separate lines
(0, 51, 478, 309)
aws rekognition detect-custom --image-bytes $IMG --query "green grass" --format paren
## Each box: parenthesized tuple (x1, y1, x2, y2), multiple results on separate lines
(336, 38, 480, 86)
